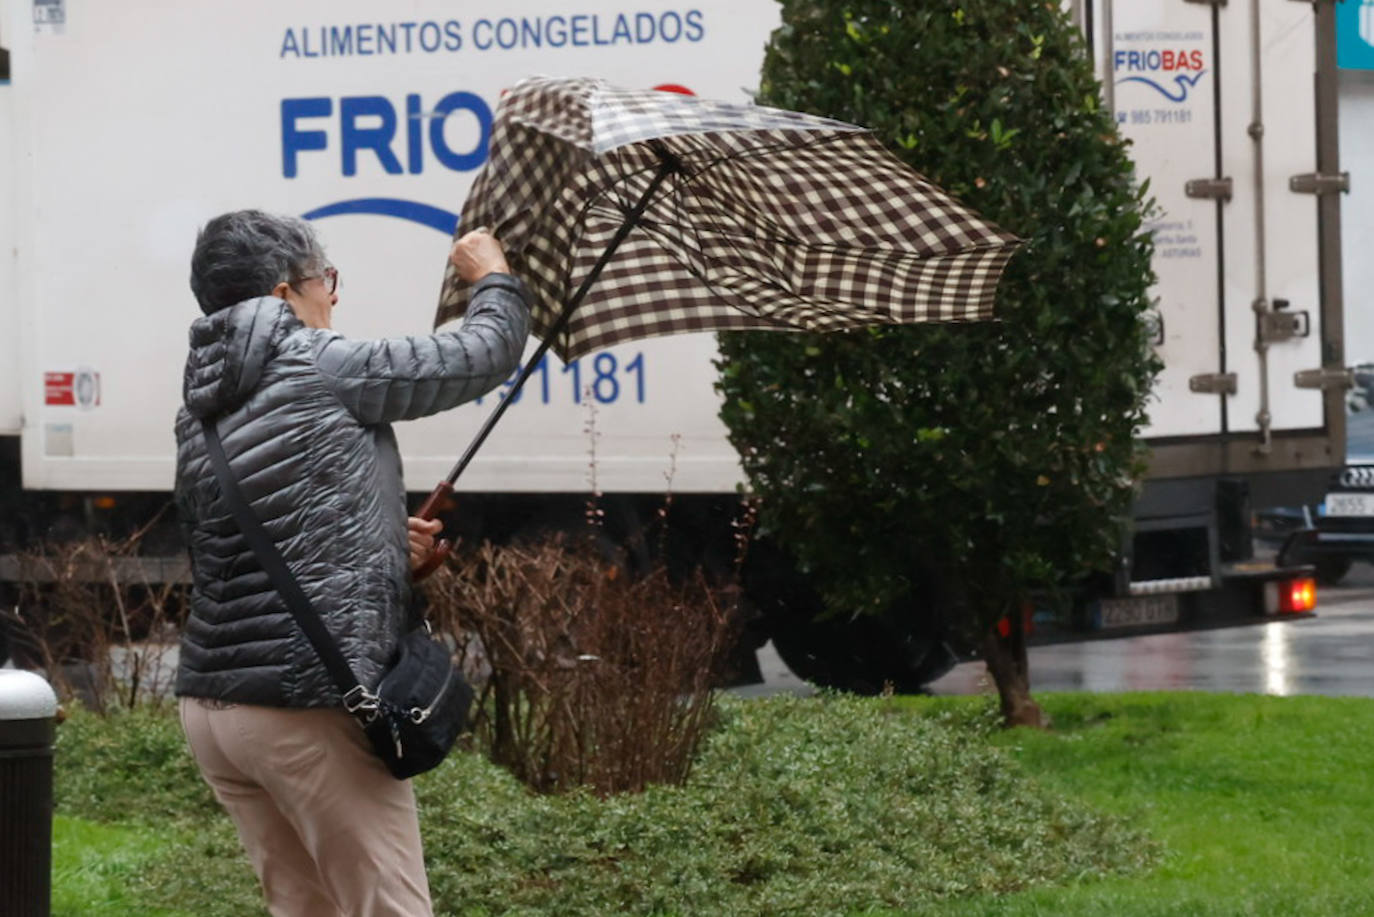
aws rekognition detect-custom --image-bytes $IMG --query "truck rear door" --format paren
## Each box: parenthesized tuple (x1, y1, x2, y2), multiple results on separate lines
(1098, 0, 1223, 439)
(1085, 0, 1343, 473)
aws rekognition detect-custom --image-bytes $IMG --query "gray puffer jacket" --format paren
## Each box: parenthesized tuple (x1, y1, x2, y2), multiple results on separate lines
(174, 274, 530, 708)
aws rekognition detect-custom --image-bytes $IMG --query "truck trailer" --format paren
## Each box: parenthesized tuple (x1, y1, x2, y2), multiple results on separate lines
(1070, 0, 1349, 634)
(0, 0, 1353, 690)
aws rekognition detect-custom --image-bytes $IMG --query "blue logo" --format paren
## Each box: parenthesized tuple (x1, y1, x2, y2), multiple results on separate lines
(1113, 48, 1208, 103)
(283, 91, 491, 234)
(302, 198, 458, 234)
(1115, 71, 1208, 103)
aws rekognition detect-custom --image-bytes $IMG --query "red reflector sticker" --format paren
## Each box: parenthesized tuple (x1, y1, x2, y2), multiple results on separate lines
(44, 372, 75, 405)
(43, 369, 101, 408)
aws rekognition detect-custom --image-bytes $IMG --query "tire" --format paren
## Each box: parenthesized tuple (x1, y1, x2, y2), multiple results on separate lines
(1314, 557, 1352, 586)
(769, 621, 958, 695)
(743, 538, 957, 694)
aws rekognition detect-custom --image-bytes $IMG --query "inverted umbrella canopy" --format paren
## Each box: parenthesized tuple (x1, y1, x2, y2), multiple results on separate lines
(435, 76, 1021, 362)
(410, 77, 1022, 569)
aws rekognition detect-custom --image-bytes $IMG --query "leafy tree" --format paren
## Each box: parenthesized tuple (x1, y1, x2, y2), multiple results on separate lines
(718, 0, 1160, 725)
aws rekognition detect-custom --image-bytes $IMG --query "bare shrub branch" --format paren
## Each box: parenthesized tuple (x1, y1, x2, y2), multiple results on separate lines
(14, 521, 187, 711)
(425, 534, 736, 796)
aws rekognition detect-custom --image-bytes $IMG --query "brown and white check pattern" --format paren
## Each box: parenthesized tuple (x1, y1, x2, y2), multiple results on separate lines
(437, 76, 1021, 362)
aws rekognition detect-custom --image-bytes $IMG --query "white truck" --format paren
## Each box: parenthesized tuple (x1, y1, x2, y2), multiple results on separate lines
(0, 0, 1355, 689)
(1069, 0, 1350, 632)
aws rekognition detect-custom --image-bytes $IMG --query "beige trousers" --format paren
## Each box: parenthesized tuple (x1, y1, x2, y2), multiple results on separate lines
(179, 698, 433, 917)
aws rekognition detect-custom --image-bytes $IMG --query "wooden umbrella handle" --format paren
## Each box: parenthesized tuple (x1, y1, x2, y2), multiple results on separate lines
(412, 481, 455, 581)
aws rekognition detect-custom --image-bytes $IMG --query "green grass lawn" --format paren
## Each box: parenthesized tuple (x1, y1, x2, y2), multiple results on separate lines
(52, 816, 176, 917)
(895, 692, 1374, 916)
(49, 692, 1374, 915)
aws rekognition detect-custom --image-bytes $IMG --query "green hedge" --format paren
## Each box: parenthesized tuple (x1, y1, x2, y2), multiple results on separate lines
(53, 697, 1151, 915)
(718, 0, 1159, 632)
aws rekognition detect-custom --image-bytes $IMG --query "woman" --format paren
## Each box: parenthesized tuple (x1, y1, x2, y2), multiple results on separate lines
(173, 209, 529, 916)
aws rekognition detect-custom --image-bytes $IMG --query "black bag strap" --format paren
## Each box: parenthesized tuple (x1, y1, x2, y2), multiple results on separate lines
(200, 418, 376, 714)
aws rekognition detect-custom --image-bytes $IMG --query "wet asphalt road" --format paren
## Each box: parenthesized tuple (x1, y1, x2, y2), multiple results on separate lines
(744, 564, 1374, 699)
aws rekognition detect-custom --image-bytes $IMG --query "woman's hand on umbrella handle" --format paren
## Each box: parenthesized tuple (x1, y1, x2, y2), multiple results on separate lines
(412, 537, 451, 581)
(409, 513, 450, 580)
(451, 227, 510, 283)
(411, 481, 455, 580)
(408, 516, 445, 575)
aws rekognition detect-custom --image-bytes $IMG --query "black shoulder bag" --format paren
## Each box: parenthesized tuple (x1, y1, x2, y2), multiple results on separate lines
(201, 419, 473, 780)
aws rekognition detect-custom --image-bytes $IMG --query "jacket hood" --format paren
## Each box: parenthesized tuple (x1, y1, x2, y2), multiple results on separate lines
(183, 297, 304, 419)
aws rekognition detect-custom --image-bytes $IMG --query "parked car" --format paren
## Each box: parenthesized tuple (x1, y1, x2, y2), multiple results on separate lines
(1279, 461, 1374, 585)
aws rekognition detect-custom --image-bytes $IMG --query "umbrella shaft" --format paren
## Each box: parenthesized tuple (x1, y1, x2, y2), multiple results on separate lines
(445, 157, 675, 486)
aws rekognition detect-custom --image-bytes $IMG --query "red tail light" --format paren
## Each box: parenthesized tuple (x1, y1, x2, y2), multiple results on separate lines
(1278, 577, 1317, 614)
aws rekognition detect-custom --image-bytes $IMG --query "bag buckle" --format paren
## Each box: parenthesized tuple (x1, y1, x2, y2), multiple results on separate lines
(343, 685, 379, 716)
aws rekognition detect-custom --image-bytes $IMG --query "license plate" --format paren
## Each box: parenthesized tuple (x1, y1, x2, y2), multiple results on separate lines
(1324, 492, 1374, 516)
(1096, 594, 1180, 629)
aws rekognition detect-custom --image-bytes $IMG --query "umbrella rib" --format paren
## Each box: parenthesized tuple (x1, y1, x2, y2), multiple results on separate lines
(571, 214, 880, 331)
(558, 154, 700, 330)
(572, 130, 858, 226)
(574, 129, 1016, 303)
(565, 133, 877, 329)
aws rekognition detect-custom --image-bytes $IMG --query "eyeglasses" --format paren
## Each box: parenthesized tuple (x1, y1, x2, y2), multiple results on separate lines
(291, 265, 339, 294)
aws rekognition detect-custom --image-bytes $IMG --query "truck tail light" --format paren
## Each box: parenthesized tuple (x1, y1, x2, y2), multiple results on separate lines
(1278, 577, 1317, 614)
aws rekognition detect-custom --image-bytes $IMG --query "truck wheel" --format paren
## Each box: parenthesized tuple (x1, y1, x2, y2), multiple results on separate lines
(1314, 557, 1352, 586)
(769, 620, 958, 695)
(742, 538, 957, 694)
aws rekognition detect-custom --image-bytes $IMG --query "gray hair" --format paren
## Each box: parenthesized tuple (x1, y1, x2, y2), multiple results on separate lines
(189, 209, 327, 315)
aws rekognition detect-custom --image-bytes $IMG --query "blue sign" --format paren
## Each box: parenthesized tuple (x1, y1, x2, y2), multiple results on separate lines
(1338, 1, 1374, 71)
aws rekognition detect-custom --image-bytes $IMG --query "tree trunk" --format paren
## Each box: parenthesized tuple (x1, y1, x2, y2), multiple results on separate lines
(980, 605, 1048, 729)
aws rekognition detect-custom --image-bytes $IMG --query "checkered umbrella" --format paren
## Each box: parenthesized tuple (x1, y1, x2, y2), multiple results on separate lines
(437, 76, 1020, 361)
(412, 76, 1021, 538)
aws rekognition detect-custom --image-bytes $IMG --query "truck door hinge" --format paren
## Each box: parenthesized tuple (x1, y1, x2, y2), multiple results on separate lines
(1185, 177, 1233, 201)
(1289, 172, 1350, 195)
(1190, 373, 1237, 395)
(1293, 368, 1354, 391)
